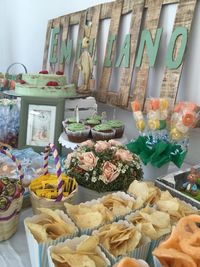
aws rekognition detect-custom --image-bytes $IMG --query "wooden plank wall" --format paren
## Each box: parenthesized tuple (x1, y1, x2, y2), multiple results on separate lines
(43, 0, 197, 111)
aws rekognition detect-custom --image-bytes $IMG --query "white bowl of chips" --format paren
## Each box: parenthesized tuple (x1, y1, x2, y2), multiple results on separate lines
(92, 220, 151, 264)
(24, 208, 79, 267)
(99, 191, 136, 220)
(65, 199, 113, 235)
(48, 235, 111, 267)
(127, 180, 161, 209)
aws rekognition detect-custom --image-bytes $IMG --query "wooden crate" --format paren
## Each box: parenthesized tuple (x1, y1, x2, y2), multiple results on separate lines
(64, 96, 97, 120)
(42, 0, 197, 112)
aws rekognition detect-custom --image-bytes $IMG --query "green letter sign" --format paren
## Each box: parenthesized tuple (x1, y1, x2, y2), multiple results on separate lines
(60, 40, 73, 64)
(165, 26, 188, 69)
(115, 34, 131, 68)
(136, 28, 163, 67)
(49, 27, 60, 64)
(104, 34, 116, 67)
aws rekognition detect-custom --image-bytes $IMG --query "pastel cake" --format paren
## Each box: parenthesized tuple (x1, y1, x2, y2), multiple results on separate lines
(15, 72, 77, 98)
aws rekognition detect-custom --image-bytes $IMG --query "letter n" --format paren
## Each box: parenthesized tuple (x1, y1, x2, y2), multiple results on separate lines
(135, 28, 163, 67)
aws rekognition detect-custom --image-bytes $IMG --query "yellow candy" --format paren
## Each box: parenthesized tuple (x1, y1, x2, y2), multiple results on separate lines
(35, 189, 58, 198)
(136, 120, 145, 131)
(170, 128, 183, 141)
(148, 119, 160, 131)
(160, 98, 169, 111)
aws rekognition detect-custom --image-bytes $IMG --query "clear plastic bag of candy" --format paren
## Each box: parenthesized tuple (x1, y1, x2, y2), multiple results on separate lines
(0, 99, 20, 147)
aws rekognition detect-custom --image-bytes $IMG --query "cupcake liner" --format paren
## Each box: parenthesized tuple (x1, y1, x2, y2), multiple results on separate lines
(91, 129, 115, 141)
(99, 243, 151, 266)
(24, 210, 79, 267)
(47, 235, 111, 267)
(92, 220, 151, 265)
(114, 125, 125, 138)
(146, 235, 168, 267)
(153, 256, 163, 267)
(65, 126, 90, 143)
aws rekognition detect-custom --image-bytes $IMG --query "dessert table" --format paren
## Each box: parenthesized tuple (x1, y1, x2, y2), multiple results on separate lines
(0, 163, 190, 267)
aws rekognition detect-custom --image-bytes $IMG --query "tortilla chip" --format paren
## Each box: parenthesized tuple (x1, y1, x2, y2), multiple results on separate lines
(76, 236, 99, 252)
(26, 222, 48, 243)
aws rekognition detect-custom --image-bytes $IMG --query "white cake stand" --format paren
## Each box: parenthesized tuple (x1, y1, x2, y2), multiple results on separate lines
(58, 131, 128, 150)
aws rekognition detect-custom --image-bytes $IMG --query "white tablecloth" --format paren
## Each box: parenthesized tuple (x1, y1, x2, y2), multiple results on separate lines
(0, 208, 33, 267)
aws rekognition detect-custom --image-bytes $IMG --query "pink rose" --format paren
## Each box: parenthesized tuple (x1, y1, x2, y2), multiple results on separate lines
(108, 139, 122, 146)
(95, 141, 111, 152)
(78, 152, 98, 171)
(100, 161, 119, 184)
(79, 140, 94, 148)
(115, 149, 133, 162)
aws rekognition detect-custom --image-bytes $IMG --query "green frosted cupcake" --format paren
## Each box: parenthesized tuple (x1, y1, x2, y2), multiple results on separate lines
(65, 123, 90, 143)
(67, 117, 77, 124)
(62, 117, 78, 128)
(87, 114, 102, 122)
(107, 120, 125, 138)
(91, 123, 115, 141)
(84, 119, 101, 128)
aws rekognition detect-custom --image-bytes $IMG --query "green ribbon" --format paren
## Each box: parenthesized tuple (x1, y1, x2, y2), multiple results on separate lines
(126, 136, 187, 168)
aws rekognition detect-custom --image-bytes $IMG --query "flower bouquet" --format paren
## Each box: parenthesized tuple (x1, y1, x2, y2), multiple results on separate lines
(65, 140, 143, 193)
(127, 99, 199, 172)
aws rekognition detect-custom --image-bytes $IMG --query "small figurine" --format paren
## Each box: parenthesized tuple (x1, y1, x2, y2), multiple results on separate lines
(182, 167, 198, 196)
(77, 24, 93, 94)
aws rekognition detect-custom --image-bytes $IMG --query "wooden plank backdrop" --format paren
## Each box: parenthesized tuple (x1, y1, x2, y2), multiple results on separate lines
(43, 0, 197, 111)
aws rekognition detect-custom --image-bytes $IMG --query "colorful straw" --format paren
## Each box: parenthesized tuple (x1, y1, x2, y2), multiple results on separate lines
(43, 144, 63, 201)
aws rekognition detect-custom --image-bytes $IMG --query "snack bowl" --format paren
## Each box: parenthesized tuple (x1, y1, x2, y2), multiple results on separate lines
(92, 220, 151, 265)
(99, 191, 137, 221)
(65, 192, 136, 236)
(24, 209, 79, 267)
(65, 198, 112, 235)
(47, 235, 111, 267)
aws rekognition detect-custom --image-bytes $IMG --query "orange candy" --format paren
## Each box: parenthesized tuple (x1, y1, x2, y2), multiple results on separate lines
(132, 101, 140, 112)
(187, 102, 197, 112)
(114, 257, 142, 267)
(182, 111, 195, 127)
(174, 102, 185, 113)
(150, 99, 160, 110)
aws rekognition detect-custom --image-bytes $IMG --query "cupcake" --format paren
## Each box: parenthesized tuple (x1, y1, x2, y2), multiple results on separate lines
(67, 117, 77, 124)
(91, 124, 115, 141)
(84, 119, 101, 128)
(65, 123, 90, 143)
(87, 114, 102, 122)
(107, 120, 125, 138)
(62, 117, 78, 128)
